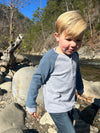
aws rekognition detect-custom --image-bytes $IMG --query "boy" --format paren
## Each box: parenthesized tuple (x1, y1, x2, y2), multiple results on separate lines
(26, 10, 87, 133)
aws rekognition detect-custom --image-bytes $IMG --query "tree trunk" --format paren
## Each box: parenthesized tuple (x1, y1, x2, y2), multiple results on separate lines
(9, 6, 14, 43)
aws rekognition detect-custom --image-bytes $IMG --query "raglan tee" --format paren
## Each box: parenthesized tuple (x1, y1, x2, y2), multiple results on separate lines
(26, 48, 84, 113)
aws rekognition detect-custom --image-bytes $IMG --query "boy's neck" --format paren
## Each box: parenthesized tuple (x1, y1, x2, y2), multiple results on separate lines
(55, 46, 64, 54)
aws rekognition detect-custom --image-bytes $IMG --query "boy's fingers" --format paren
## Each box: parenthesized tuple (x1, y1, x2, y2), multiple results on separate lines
(33, 112, 38, 118)
(32, 112, 41, 119)
(86, 97, 93, 103)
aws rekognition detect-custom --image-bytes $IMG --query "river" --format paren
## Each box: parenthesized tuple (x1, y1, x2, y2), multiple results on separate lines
(25, 54, 100, 82)
(79, 59, 100, 81)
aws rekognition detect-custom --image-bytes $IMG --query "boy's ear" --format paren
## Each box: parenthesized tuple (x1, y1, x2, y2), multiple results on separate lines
(54, 32, 59, 42)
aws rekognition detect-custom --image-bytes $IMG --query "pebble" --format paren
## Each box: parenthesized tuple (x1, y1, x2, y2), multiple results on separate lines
(74, 102, 80, 109)
(90, 126, 99, 133)
(48, 127, 57, 133)
(40, 112, 55, 125)
(0, 67, 6, 72)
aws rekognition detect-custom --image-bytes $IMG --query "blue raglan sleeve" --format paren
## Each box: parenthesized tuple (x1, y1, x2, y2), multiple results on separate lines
(76, 54, 84, 95)
(26, 50, 56, 113)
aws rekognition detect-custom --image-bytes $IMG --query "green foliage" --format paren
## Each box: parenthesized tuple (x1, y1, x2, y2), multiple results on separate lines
(4, 36, 8, 39)
(17, 12, 25, 19)
(26, 0, 99, 52)
(32, 7, 44, 23)
(95, 23, 100, 31)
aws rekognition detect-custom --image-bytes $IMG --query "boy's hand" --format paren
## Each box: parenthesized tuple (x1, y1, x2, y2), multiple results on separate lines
(32, 112, 39, 118)
(26, 111, 40, 119)
(76, 91, 93, 103)
(76, 92, 86, 101)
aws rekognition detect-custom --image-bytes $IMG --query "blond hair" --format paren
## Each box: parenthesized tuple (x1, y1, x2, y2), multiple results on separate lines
(55, 11, 87, 38)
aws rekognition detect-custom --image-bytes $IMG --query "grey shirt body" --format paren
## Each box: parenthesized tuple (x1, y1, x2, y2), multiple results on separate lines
(26, 48, 84, 113)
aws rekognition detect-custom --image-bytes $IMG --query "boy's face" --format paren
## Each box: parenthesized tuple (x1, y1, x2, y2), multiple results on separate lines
(54, 31, 84, 55)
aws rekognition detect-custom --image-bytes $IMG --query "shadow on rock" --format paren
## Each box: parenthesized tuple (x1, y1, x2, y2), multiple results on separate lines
(23, 129, 38, 133)
(0, 89, 7, 95)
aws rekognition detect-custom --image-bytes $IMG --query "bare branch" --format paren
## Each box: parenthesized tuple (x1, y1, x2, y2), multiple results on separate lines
(0, 0, 37, 43)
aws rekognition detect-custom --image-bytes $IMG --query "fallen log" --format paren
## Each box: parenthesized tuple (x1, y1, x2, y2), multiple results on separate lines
(0, 34, 23, 66)
(0, 34, 24, 83)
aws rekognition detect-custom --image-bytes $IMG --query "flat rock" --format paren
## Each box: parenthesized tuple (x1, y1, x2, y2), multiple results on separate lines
(0, 103, 26, 133)
(2, 128, 23, 133)
(83, 79, 100, 99)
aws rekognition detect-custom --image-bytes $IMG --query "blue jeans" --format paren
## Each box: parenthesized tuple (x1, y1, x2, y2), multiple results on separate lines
(49, 110, 76, 133)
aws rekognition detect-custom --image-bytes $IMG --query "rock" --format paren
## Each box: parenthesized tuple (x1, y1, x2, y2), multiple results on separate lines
(0, 81, 12, 92)
(12, 66, 43, 106)
(83, 79, 100, 99)
(40, 112, 55, 125)
(0, 61, 8, 67)
(78, 46, 94, 59)
(94, 52, 100, 59)
(0, 103, 26, 133)
(90, 126, 99, 133)
(74, 102, 80, 109)
(1, 56, 8, 61)
(48, 128, 57, 133)
(2, 128, 23, 133)
(0, 67, 6, 73)
(15, 54, 25, 63)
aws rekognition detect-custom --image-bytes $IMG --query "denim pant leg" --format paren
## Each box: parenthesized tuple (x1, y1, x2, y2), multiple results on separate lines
(49, 111, 76, 133)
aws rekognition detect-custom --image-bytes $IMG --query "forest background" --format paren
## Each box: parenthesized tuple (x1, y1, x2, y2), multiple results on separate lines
(0, 0, 100, 54)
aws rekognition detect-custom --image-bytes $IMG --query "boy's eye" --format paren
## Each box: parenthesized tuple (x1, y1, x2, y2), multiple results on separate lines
(66, 38, 72, 41)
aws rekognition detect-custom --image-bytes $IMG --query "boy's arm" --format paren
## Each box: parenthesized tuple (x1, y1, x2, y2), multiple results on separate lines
(26, 51, 56, 114)
(26, 71, 42, 113)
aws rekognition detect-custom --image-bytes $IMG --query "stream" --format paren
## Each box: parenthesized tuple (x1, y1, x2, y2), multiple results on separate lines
(79, 59, 100, 81)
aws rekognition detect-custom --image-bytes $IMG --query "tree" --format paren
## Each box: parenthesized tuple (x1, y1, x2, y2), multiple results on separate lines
(0, 0, 37, 44)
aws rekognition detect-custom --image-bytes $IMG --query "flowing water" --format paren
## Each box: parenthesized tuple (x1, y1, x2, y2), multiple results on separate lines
(79, 59, 100, 81)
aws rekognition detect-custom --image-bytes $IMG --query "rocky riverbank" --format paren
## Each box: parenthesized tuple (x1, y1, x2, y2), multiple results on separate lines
(78, 46, 100, 60)
(0, 88, 100, 133)
(0, 66, 100, 133)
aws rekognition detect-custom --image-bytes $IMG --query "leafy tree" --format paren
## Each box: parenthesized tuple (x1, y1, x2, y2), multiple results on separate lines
(0, 0, 37, 44)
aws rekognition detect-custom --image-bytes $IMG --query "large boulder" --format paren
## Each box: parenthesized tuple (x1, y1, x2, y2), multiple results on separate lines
(83, 79, 100, 99)
(12, 66, 43, 106)
(0, 103, 25, 133)
(0, 81, 12, 92)
(2, 128, 23, 133)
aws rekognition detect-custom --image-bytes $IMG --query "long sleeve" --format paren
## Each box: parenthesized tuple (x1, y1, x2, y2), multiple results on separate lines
(26, 49, 58, 113)
(76, 63, 84, 95)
